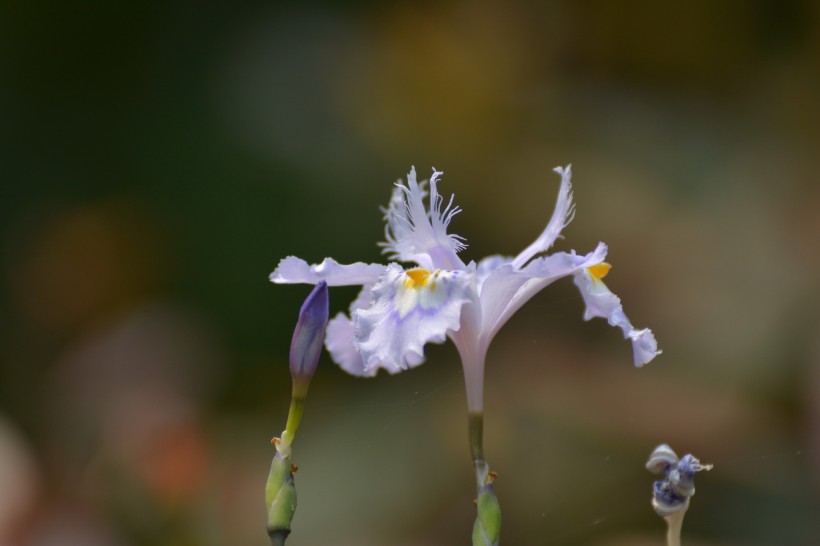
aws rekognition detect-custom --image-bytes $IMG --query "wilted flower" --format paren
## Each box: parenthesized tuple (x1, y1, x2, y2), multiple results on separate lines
(647, 444, 712, 517)
(646, 444, 712, 546)
(271, 166, 660, 412)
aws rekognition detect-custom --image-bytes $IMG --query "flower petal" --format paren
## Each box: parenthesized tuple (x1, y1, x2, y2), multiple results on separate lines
(479, 243, 608, 346)
(326, 312, 373, 376)
(380, 167, 466, 271)
(629, 328, 661, 367)
(572, 267, 661, 367)
(353, 263, 475, 373)
(512, 165, 576, 269)
(475, 254, 512, 291)
(325, 285, 375, 376)
(270, 256, 386, 286)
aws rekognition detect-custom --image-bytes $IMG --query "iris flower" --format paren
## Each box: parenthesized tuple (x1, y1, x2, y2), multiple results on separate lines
(270, 166, 660, 414)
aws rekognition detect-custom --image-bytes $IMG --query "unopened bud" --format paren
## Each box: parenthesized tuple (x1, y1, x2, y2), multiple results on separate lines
(472, 482, 501, 546)
(289, 281, 329, 396)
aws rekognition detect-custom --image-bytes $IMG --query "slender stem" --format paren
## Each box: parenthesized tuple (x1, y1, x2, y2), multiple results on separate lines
(468, 412, 485, 462)
(280, 397, 305, 452)
(468, 411, 488, 487)
(269, 530, 288, 546)
(665, 509, 686, 546)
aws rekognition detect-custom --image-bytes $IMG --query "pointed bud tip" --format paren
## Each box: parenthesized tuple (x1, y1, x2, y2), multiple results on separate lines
(289, 282, 330, 383)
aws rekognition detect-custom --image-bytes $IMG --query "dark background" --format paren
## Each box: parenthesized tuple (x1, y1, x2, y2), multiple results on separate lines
(1, 1, 819, 545)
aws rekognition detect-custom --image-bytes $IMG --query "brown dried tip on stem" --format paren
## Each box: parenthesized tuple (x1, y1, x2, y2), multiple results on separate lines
(290, 464, 299, 473)
(473, 499, 478, 506)
(487, 471, 498, 483)
(271, 437, 281, 446)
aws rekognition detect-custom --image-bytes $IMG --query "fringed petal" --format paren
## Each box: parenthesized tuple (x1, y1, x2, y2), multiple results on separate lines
(379, 167, 466, 271)
(353, 263, 476, 374)
(325, 285, 376, 376)
(511, 165, 576, 269)
(572, 266, 662, 367)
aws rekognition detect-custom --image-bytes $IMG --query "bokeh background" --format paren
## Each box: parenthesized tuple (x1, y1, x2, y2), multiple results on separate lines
(2, 1, 819, 545)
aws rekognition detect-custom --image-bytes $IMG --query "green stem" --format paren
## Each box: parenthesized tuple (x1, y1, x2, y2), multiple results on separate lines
(468, 411, 500, 546)
(266, 395, 306, 540)
(469, 411, 489, 487)
(280, 397, 305, 454)
(469, 411, 485, 461)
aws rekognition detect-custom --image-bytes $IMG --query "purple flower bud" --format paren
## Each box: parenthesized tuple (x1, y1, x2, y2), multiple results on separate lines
(289, 281, 329, 391)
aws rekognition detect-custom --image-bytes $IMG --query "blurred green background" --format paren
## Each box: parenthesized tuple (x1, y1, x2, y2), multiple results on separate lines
(1, 1, 819, 545)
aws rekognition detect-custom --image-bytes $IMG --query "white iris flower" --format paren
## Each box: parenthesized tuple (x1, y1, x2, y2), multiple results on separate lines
(271, 166, 660, 412)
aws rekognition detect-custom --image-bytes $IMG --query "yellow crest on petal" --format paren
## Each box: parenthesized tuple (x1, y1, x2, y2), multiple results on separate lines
(404, 268, 432, 288)
(395, 268, 445, 317)
(587, 262, 611, 282)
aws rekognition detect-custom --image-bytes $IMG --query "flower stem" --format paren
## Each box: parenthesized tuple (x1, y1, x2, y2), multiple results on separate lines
(266, 399, 305, 544)
(269, 530, 288, 546)
(468, 411, 500, 546)
(665, 509, 686, 546)
(280, 397, 305, 457)
(469, 411, 488, 487)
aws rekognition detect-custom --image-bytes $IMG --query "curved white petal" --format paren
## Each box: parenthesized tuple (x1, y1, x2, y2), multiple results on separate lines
(475, 255, 512, 291)
(324, 285, 376, 376)
(270, 256, 386, 286)
(512, 165, 576, 269)
(353, 263, 475, 374)
(379, 167, 466, 271)
(479, 243, 608, 346)
(629, 328, 661, 368)
(572, 267, 661, 367)
(326, 312, 373, 376)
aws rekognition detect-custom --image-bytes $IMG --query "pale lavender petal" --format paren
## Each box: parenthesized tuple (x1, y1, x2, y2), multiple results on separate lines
(476, 264, 535, 344)
(629, 328, 661, 367)
(479, 243, 608, 345)
(324, 285, 375, 376)
(324, 282, 428, 376)
(353, 263, 476, 373)
(270, 256, 386, 286)
(573, 267, 661, 366)
(511, 165, 576, 269)
(325, 312, 375, 377)
(380, 167, 466, 271)
(474, 255, 512, 291)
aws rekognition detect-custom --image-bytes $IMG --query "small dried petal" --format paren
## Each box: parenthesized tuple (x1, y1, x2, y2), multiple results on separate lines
(646, 444, 679, 474)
